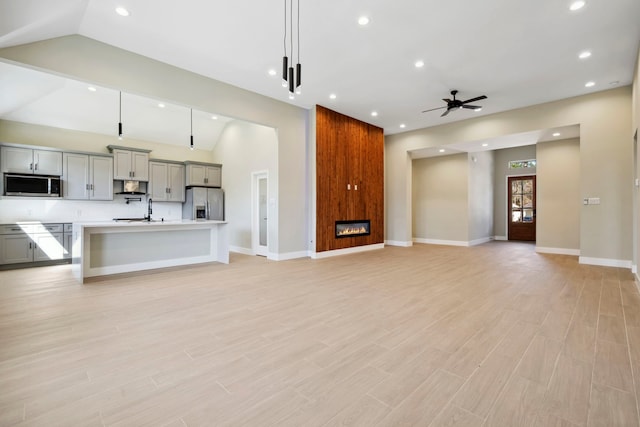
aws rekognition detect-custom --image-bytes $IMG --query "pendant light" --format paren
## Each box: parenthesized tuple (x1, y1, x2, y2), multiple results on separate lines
(118, 91, 123, 140)
(280, 0, 302, 97)
(189, 108, 194, 151)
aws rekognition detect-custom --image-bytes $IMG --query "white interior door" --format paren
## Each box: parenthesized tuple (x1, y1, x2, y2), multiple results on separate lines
(252, 171, 268, 256)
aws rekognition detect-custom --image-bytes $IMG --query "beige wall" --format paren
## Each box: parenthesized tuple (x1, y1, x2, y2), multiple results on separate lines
(633, 47, 639, 274)
(0, 35, 309, 256)
(468, 150, 494, 242)
(387, 87, 632, 263)
(536, 138, 581, 251)
(211, 121, 278, 253)
(493, 145, 537, 238)
(412, 154, 469, 242)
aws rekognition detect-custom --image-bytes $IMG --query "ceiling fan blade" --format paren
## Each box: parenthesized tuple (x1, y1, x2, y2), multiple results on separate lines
(442, 98, 452, 103)
(461, 95, 487, 104)
(441, 108, 452, 117)
(461, 105, 481, 109)
(422, 106, 446, 113)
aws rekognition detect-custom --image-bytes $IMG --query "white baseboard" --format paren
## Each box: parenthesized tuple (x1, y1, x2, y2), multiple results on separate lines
(311, 243, 384, 259)
(269, 251, 309, 261)
(494, 236, 507, 241)
(579, 256, 632, 269)
(536, 247, 580, 256)
(230, 246, 253, 256)
(632, 264, 637, 275)
(413, 238, 469, 247)
(469, 237, 493, 246)
(384, 240, 413, 247)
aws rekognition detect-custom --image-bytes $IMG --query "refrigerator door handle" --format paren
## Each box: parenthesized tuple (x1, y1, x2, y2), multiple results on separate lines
(206, 201, 210, 220)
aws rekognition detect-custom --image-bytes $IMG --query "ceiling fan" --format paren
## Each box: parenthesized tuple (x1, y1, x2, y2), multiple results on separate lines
(422, 90, 487, 117)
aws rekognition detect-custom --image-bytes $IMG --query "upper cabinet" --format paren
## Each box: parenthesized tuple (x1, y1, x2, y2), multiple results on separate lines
(107, 146, 150, 181)
(63, 152, 114, 200)
(185, 162, 222, 187)
(148, 160, 185, 202)
(1, 146, 62, 175)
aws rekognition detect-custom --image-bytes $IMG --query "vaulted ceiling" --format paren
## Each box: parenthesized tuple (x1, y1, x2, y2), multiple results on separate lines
(1, 0, 639, 142)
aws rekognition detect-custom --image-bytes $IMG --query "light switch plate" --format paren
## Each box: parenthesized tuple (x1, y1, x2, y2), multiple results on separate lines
(588, 197, 600, 205)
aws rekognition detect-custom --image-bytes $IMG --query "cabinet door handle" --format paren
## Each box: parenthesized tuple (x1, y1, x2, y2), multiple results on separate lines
(354, 184, 358, 191)
(204, 178, 208, 184)
(90, 184, 94, 190)
(29, 242, 32, 249)
(86, 184, 90, 190)
(131, 171, 135, 177)
(347, 184, 351, 190)
(30, 163, 33, 170)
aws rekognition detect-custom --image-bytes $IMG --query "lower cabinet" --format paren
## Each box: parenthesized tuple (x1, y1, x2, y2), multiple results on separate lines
(0, 223, 71, 265)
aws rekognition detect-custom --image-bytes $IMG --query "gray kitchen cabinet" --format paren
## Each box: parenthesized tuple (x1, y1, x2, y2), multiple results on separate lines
(185, 162, 222, 187)
(149, 160, 185, 202)
(0, 223, 67, 265)
(63, 223, 72, 259)
(108, 146, 150, 181)
(1, 146, 62, 175)
(63, 153, 114, 200)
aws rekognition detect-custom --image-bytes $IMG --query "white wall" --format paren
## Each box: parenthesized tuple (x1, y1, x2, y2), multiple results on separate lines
(536, 138, 580, 253)
(493, 145, 537, 239)
(386, 87, 632, 265)
(210, 121, 278, 254)
(412, 154, 469, 243)
(0, 35, 308, 257)
(468, 151, 494, 243)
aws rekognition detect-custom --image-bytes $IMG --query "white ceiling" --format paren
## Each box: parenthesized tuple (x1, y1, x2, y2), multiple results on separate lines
(0, 0, 638, 146)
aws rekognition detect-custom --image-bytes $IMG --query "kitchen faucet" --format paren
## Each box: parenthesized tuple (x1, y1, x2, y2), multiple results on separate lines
(145, 198, 152, 221)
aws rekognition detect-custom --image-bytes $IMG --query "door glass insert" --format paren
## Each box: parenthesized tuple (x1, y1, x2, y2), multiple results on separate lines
(511, 178, 534, 224)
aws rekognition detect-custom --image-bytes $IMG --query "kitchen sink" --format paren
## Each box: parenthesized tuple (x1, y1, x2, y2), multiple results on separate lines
(112, 217, 159, 222)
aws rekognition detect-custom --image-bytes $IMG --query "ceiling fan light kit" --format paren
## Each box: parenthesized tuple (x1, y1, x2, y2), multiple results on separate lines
(422, 89, 487, 117)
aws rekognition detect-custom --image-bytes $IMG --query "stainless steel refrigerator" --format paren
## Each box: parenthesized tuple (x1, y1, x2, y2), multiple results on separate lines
(182, 187, 224, 220)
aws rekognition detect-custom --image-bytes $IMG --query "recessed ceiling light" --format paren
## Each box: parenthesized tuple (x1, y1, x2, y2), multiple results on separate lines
(585, 81, 595, 88)
(371, 111, 378, 117)
(414, 60, 425, 68)
(482, 143, 489, 147)
(115, 7, 130, 16)
(87, 86, 96, 92)
(474, 107, 482, 112)
(569, 1, 585, 11)
(578, 50, 591, 59)
(553, 132, 561, 137)
(329, 93, 337, 100)
(358, 16, 370, 26)
(268, 69, 277, 76)
(609, 81, 620, 86)
(400, 124, 406, 129)
(439, 149, 445, 153)
(158, 103, 165, 108)
(211, 116, 218, 120)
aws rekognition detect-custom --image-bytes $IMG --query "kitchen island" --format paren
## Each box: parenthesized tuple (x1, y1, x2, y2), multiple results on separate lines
(72, 220, 228, 283)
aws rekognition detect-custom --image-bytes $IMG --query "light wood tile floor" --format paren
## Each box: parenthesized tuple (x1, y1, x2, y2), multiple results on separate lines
(1, 242, 639, 426)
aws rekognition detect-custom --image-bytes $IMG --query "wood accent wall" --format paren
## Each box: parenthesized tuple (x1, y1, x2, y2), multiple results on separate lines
(316, 105, 384, 252)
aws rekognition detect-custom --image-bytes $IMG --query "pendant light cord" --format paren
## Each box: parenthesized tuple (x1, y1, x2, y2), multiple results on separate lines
(119, 91, 122, 122)
(297, 0, 300, 63)
(290, 1, 293, 63)
(190, 108, 193, 134)
(283, 0, 287, 56)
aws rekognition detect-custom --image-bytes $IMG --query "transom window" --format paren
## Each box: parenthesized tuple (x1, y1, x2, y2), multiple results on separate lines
(508, 159, 536, 169)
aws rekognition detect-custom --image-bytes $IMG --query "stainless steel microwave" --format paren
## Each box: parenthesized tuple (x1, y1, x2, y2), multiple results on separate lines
(4, 174, 61, 197)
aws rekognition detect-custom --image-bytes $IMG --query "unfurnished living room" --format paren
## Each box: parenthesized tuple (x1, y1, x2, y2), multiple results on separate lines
(1, 1, 640, 426)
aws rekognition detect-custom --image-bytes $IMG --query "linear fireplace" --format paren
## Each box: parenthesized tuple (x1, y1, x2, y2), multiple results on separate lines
(335, 220, 371, 238)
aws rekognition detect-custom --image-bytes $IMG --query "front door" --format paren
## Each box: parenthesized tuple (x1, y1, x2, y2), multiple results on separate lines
(508, 175, 536, 241)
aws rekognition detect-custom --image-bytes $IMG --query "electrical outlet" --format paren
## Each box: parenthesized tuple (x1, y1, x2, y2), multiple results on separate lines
(583, 198, 589, 205)
(588, 197, 600, 205)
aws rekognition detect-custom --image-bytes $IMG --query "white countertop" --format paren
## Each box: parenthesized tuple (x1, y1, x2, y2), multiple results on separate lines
(74, 219, 226, 228)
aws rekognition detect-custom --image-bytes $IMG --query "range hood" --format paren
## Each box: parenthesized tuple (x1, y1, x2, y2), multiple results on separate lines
(116, 180, 146, 195)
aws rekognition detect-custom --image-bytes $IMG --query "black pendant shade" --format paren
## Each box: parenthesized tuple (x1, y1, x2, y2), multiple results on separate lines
(281, 0, 302, 97)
